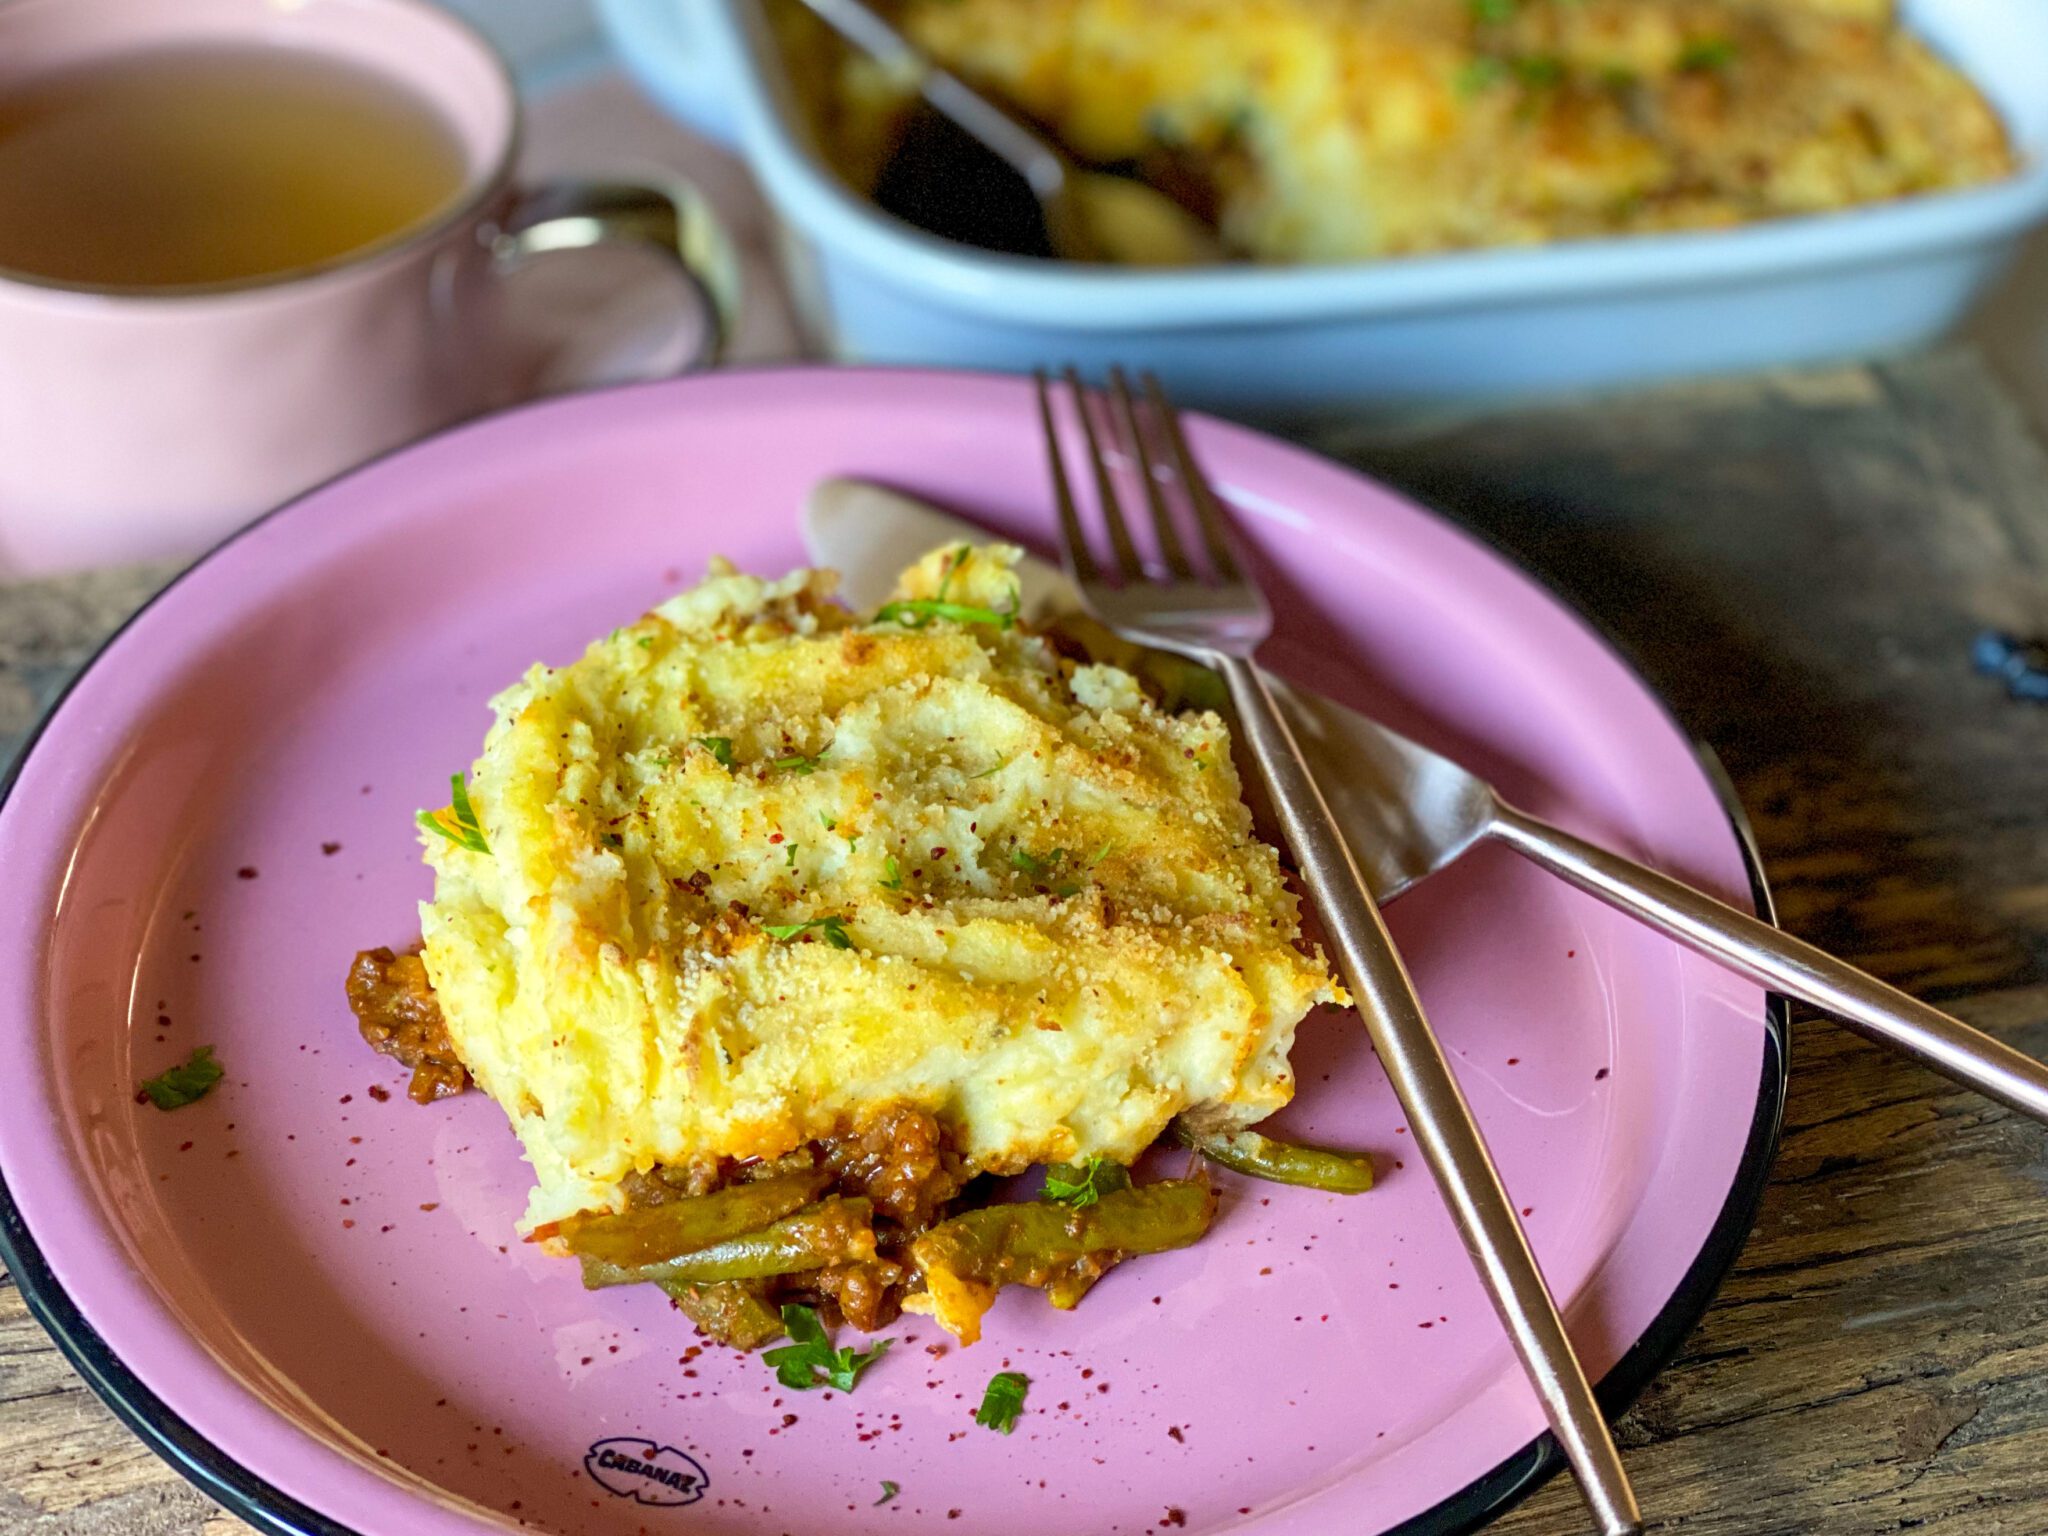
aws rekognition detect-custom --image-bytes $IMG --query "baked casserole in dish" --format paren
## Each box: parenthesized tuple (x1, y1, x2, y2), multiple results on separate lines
(599, 0, 2048, 413)
(790, 0, 2014, 263)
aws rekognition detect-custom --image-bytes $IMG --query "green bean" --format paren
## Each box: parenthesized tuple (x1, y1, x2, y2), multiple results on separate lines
(1171, 1122, 1374, 1194)
(910, 1178, 1216, 1343)
(1044, 1265, 1111, 1311)
(659, 1279, 787, 1350)
(580, 1198, 877, 1287)
(548, 1168, 831, 1267)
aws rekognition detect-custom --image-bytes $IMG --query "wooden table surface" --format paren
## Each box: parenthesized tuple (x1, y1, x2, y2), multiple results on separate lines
(5, 348, 2048, 1536)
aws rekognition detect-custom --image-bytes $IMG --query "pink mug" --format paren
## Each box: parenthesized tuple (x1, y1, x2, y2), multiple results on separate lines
(0, 0, 739, 577)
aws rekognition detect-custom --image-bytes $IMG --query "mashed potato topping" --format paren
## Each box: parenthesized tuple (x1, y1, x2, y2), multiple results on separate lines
(418, 545, 1340, 1231)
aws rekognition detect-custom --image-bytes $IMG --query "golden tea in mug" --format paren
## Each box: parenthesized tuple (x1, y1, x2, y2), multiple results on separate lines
(0, 45, 471, 289)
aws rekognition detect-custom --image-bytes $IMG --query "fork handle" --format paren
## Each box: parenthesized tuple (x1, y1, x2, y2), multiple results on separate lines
(1489, 802, 2048, 1123)
(1213, 653, 1644, 1536)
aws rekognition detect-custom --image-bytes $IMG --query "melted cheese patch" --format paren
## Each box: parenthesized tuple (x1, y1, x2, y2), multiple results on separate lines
(418, 546, 1341, 1229)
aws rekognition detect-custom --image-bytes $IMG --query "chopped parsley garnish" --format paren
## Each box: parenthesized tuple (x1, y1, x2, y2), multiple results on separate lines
(139, 1046, 224, 1111)
(773, 750, 827, 775)
(819, 811, 837, 830)
(1012, 848, 1077, 884)
(417, 772, 490, 854)
(1041, 1156, 1130, 1209)
(1511, 53, 1566, 87)
(763, 915, 852, 949)
(1455, 56, 1509, 95)
(635, 635, 654, 649)
(875, 1481, 900, 1507)
(1677, 36, 1737, 71)
(763, 1304, 890, 1391)
(975, 1371, 1029, 1434)
(784, 842, 800, 868)
(881, 855, 904, 891)
(1469, 0, 1515, 21)
(695, 736, 735, 769)
(970, 757, 1012, 779)
(602, 832, 625, 850)
(935, 544, 970, 600)
(1088, 841, 1117, 866)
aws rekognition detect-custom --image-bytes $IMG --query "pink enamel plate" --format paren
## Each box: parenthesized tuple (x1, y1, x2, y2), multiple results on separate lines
(0, 368, 1784, 1536)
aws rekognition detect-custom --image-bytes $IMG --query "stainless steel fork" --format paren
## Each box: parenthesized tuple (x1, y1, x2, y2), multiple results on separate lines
(1038, 366, 1645, 1536)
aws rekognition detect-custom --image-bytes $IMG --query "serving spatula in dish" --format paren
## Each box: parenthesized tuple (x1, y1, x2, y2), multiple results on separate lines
(793, 0, 1222, 265)
(805, 476, 2048, 1128)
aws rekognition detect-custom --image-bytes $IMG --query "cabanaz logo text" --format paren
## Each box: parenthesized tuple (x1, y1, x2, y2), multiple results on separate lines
(584, 1438, 709, 1507)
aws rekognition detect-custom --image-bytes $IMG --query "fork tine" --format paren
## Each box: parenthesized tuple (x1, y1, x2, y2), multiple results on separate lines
(1036, 369, 1097, 585)
(1143, 370, 1240, 582)
(1108, 366, 1193, 580)
(1065, 367, 1144, 584)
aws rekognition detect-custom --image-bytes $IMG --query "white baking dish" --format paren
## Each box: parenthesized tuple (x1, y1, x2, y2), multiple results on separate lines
(599, 0, 2048, 418)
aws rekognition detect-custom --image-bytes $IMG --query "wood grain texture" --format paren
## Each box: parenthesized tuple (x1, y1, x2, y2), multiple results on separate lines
(5, 350, 2048, 1535)
(1328, 350, 2048, 1536)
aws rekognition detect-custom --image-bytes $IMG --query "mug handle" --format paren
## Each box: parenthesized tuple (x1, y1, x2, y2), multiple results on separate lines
(490, 175, 742, 374)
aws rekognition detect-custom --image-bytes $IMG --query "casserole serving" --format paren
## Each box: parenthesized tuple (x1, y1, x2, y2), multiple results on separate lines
(599, 0, 2048, 416)
(351, 538, 1350, 1350)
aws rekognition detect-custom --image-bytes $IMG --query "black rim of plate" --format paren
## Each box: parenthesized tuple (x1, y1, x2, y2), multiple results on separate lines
(0, 367, 1790, 1536)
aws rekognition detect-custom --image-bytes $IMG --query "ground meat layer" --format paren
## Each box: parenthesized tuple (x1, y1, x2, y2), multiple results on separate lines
(346, 947, 471, 1103)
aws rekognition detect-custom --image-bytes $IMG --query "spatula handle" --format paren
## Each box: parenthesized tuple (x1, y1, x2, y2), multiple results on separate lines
(1490, 802, 2048, 1123)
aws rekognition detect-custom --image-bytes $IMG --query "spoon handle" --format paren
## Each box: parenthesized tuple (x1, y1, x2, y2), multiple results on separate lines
(1490, 801, 2048, 1122)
